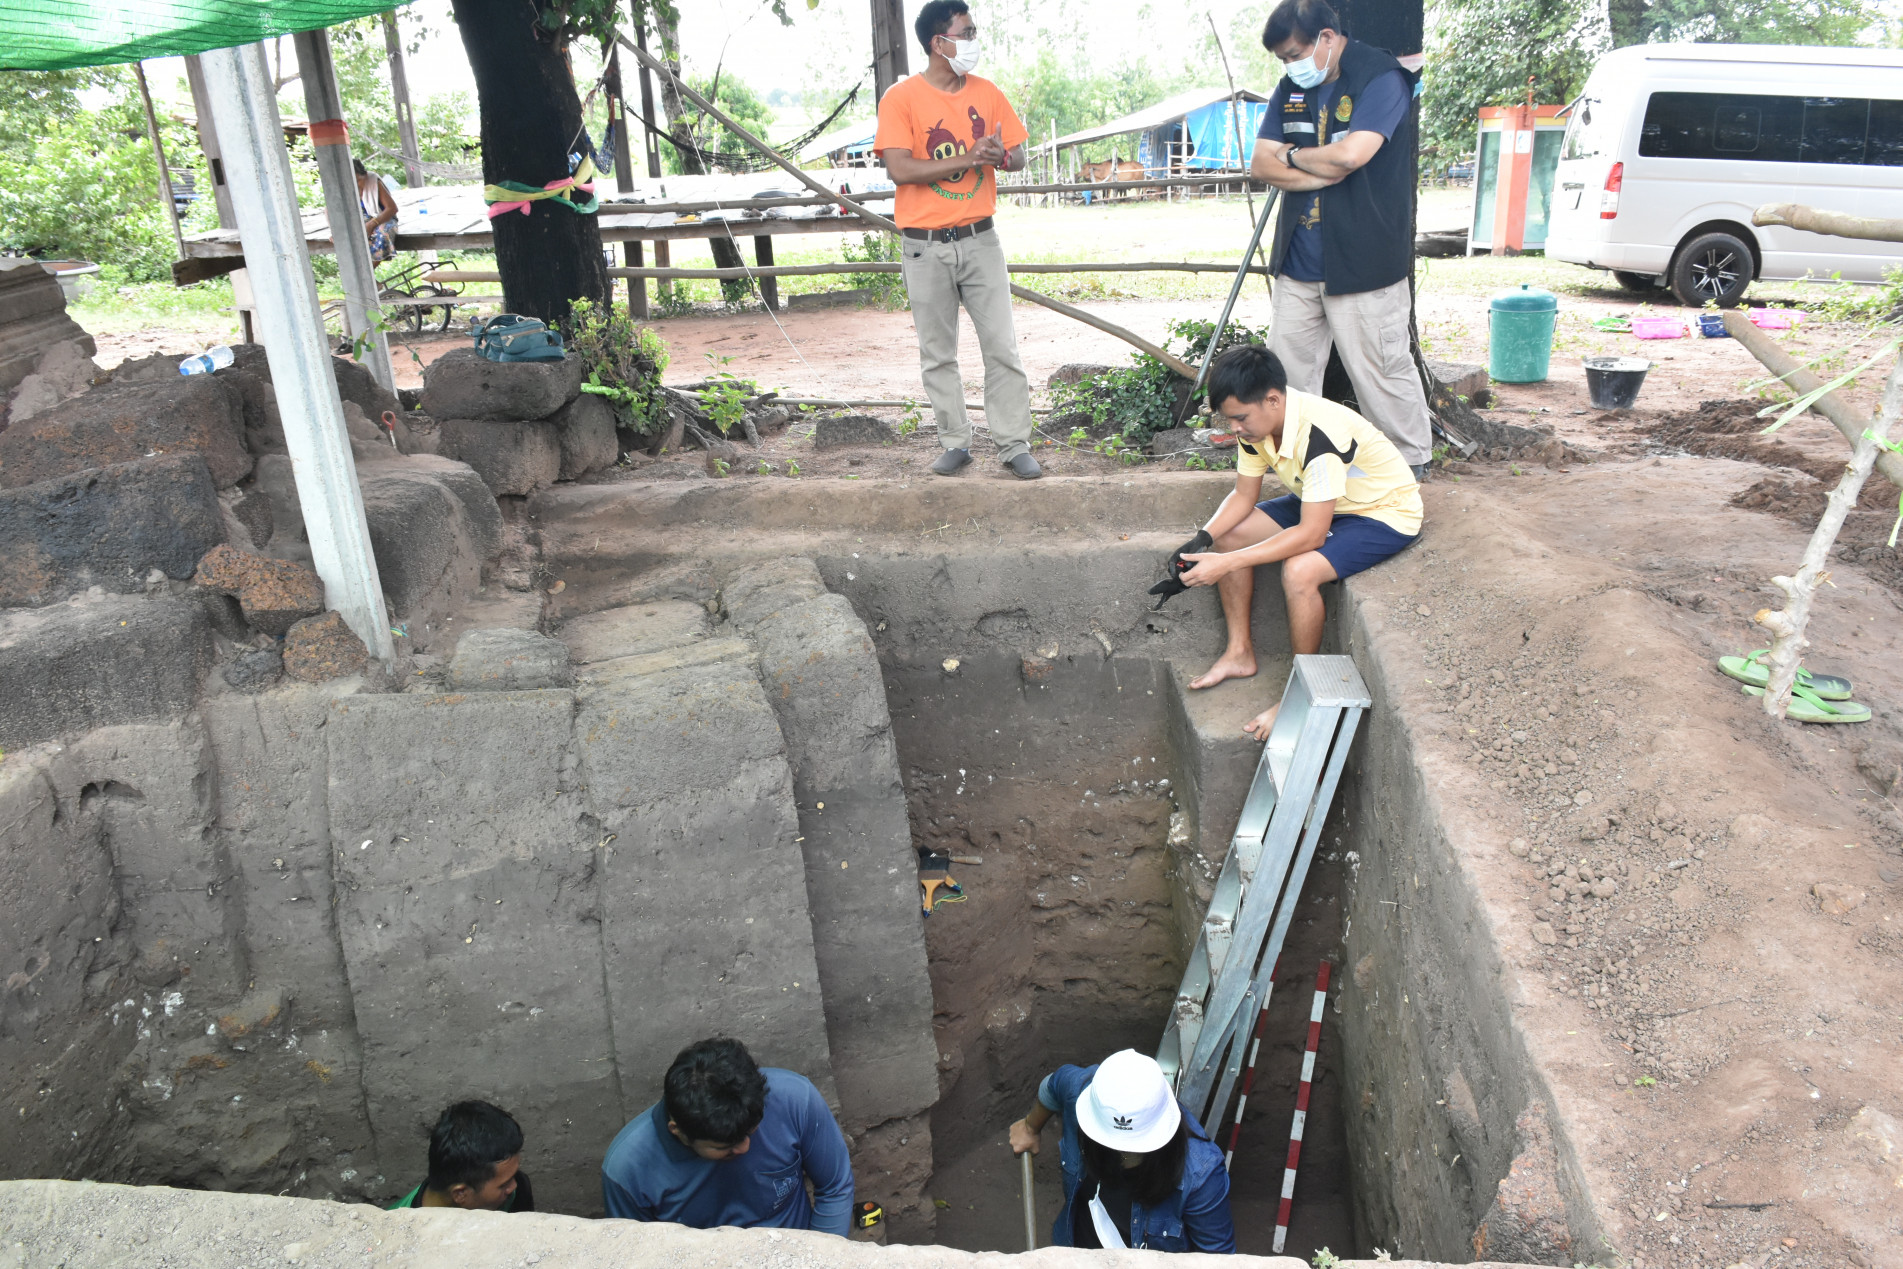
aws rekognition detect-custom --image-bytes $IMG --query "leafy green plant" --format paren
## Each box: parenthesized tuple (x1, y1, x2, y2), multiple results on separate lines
(1184, 453, 1209, 470)
(711, 457, 731, 477)
(897, 399, 923, 436)
(652, 281, 696, 319)
(1312, 1249, 1340, 1269)
(1047, 317, 1272, 452)
(1813, 265, 1903, 325)
(1634, 1075, 1657, 1088)
(696, 352, 757, 437)
(785, 460, 800, 477)
(568, 297, 671, 434)
(842, 232, 907, 309)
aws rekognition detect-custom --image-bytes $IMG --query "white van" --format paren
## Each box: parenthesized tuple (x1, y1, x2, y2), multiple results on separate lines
(1545, 43, 1903, 307)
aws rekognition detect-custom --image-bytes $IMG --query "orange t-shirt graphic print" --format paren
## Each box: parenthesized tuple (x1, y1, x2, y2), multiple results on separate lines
(874, 74, 1028, 230)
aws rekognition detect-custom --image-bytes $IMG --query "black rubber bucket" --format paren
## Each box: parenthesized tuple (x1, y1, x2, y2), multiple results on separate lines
(1583, 355, 1650, 409)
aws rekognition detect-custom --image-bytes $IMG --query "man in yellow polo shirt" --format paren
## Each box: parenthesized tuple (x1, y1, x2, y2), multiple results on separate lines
(1179, 343, 1421, 737)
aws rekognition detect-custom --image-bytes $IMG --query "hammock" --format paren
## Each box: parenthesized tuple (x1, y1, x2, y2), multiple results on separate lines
(625, 80, 865, 173)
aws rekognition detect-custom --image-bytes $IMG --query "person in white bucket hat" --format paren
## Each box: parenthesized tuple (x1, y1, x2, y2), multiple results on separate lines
(1009, 1049, 1235, 1252)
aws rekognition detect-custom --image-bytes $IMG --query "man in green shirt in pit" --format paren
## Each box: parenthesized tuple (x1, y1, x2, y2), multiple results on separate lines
(1177, 344, 1422, 736)
(388, 1100, 535, 1212)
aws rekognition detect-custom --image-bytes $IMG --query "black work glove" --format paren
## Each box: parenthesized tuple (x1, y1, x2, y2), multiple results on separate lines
(1147, 529, 1214, 610)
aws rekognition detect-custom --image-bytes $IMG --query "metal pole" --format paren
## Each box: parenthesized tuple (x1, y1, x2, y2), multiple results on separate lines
(201, 41, 396, 664)
(381, 10, 424, 188)
(1176, 187, 1280, 421)
(293, 27, 396, 394)
(133, 62, 187, 262)
(1020, 1150, 1036, 1251)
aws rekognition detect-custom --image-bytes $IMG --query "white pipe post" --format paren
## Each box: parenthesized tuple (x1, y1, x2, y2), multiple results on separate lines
(200, 42, 397, 663)
(293, 27, 396, 394)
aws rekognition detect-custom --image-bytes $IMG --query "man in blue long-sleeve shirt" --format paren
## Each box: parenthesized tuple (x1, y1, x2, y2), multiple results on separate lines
(601, 1037, 855, 1235)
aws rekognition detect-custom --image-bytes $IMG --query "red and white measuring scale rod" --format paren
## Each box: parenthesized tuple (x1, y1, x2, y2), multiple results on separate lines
(1271, 960, 1332, 1255)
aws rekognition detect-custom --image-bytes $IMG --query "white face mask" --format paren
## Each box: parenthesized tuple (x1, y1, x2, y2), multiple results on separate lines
(939, 35, 981, 75)
(1285, 37, 1333, 89)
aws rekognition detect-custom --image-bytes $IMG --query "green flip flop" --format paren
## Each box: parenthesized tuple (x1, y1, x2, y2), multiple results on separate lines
(1741, 683, 1871, 724)
(1718, 650, 1852, 700)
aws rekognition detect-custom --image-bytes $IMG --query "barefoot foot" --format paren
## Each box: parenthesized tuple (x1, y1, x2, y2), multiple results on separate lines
(1242, 703, 1280, 740)
(1188, 653, 1257, 690)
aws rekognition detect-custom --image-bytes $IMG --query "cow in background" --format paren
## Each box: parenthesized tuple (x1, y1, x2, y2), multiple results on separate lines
(1078, 154, 1147, 201)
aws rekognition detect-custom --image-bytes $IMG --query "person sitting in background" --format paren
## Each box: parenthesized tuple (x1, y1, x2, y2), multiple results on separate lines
(388, 1100, 535, 1211)
(1009, 1049, 1235, 1252)
(354, 158, 398, 263)
(1181, 344, 1421, 738)
(601, 1037, 855, 1235)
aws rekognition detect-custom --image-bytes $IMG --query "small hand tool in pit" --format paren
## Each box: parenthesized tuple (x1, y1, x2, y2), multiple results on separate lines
(917, 849, 962, 915)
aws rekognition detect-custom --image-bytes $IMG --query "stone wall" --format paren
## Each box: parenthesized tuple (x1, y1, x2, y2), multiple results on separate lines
(0, 562, 938, 1222)
(0, 1177, 1558, 1267)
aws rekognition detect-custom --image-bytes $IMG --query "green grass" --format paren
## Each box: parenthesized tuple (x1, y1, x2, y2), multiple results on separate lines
(71, 277, 242, 339)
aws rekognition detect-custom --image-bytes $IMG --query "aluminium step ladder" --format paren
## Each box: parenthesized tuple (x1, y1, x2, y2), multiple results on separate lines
(1157, 654, 1371, 1129)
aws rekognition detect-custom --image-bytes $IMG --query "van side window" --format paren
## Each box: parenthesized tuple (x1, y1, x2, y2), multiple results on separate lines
(1870, 99, 1903, 166)
(1641, 91, 1903, 167)
(1803, 98, 1870, 165)
(1641, 93, 1800, 162)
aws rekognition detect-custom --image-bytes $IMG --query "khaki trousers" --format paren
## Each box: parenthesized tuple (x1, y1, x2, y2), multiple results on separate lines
(898, 226, 1034, 461)
(1268, 276, 1434, 467)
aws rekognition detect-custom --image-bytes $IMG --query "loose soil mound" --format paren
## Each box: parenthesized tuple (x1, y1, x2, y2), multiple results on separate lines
(1642, 400, 1902, 597)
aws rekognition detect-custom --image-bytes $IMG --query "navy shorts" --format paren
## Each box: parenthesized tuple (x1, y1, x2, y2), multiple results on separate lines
(1258, 494, 1418, 580)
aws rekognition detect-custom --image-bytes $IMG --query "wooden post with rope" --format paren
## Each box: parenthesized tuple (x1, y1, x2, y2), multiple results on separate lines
(617, 34, 1197, 380)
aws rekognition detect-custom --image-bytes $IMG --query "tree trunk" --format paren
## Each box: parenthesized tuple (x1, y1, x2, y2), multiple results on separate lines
(451, 0, 608, 328)
(650, 4, 748, 290)
(1755, 353, 1902, 716)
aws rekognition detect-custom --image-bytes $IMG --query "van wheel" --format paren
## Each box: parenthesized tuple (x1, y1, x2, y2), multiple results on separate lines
(1670, 232, 1753, 308)
(1613, 271, 1660, 292)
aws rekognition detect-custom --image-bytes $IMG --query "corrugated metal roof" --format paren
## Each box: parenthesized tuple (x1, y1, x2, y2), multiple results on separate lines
(1051, 86, 1274, 150)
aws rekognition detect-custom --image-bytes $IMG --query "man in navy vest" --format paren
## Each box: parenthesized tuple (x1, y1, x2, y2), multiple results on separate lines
(1250, 0, 1434, 481)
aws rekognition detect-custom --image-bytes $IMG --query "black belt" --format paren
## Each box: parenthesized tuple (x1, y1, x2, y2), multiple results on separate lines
(901, 216, 994, 243)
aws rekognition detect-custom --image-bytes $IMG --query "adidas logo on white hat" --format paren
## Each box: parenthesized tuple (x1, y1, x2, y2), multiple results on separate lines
(1078, 1050, 1182, 1153)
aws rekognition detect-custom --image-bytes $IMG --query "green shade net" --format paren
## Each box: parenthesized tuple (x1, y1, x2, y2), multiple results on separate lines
(0, 1, 415, 71)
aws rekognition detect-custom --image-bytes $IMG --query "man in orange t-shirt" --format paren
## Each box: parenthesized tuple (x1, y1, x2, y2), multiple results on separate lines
(873, 0, 1040, 479)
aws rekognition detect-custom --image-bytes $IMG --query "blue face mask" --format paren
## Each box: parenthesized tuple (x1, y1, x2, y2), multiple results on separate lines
(1285, 38, 1334, 90)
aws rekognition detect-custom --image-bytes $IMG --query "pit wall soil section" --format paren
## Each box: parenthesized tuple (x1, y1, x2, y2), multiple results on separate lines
(1326, 583, 1606, 1265)
(0, 577, 937, 1226)
(0, 1178, 1561, 1269)
(883, 655, 1181, 1162)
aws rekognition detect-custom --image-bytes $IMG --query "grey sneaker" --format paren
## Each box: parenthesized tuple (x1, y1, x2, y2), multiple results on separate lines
(1005, 452, 1043, 480)
(931, 448, 972, 476)
(1411, 463, 1429, 482)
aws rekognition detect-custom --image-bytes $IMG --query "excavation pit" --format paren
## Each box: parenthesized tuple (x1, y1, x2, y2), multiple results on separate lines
(1, 475, 1598, 1267)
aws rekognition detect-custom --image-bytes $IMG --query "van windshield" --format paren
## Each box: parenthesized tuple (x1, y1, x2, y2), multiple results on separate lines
(1561, 98, 1609, 160)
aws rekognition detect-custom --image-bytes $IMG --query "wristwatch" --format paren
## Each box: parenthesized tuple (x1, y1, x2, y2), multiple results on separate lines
(1284, 146, 1303, 173)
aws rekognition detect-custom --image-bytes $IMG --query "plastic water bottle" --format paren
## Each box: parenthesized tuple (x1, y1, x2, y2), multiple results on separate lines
(179, 345, 234, 376)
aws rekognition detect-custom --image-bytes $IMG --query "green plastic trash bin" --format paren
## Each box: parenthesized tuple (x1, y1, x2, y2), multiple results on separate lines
(1487, 283, 1558, 383)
